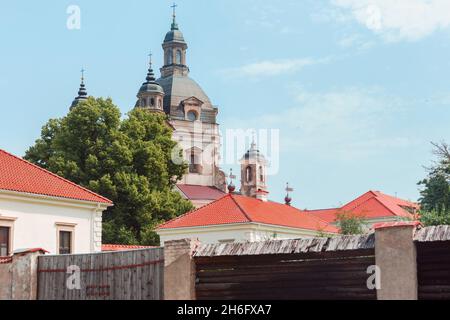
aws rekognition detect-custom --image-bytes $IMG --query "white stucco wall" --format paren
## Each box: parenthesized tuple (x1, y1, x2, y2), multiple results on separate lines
(0, 191, 109, 255)
(158, 223, 332, 245)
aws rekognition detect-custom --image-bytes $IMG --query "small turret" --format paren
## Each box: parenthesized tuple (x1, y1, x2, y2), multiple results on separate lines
(136, 53, 165, 112)
(70, 69, 88, 110)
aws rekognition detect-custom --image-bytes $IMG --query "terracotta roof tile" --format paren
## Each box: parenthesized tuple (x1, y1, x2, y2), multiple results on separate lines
(158, 194, 338, 233)
(0, 149, 112, 204)
(176, 184, 225, 200)
(308, 190, 418, 222)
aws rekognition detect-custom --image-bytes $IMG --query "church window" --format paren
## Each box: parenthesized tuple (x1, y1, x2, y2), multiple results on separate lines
(150, 98, 155, 106)
(246, 166, 252, 183)
(189, 150, 202, 174)
(176, 50, 182, 64)
(167, 50, 173, 65)
(141, 98, 146, 107)
(259, 166, 264, 182)
(187, 110, 198, 121)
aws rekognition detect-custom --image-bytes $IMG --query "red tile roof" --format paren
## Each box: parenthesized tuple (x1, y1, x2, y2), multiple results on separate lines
(176, 184, 225, 200)
(158, 194, 339, 233)
(0, 149, 112, 204)
(102, 244, 157, 252)
(307, 191, 418, 223)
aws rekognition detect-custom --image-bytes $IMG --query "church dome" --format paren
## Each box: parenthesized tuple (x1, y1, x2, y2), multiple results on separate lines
(157, 75, 213, 108)
(138, 64, 164, 95)
(139, 82, 164, 95)
(164, 29, 185, 43)
(242, 141, 267, 162)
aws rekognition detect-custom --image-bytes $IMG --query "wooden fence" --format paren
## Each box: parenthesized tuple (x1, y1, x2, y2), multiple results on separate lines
(415, 226, 450, 300)
(37, 248, 164, 300)
(194, 235, 377, 300)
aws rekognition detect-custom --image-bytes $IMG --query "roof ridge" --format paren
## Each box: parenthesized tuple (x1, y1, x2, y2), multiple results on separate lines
(0, 149, 112, 204)
(342, 190, 377, 212)
(157, 193, 233, 229)
(229, 194, 253, 223)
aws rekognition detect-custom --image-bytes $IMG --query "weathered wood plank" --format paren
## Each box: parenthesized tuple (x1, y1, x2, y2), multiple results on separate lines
(37, 248, 164, 300)
(194, 234, 375, 258)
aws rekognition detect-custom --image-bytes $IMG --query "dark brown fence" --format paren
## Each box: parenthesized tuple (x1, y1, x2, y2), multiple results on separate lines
(37, 248, 164, 300)
(195, 236, 376, 300)
(415, 226, 450, 300)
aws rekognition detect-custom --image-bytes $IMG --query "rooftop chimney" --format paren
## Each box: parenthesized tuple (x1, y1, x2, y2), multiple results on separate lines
(256, 189, 269, 202)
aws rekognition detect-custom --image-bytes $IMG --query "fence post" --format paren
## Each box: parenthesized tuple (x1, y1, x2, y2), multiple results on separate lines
(374, 222, 420, 300)
(11, 248, 47, 300)
(164, 238, 200, 300)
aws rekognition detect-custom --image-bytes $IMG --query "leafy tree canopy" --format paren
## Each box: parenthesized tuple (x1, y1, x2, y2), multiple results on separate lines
(418, 142, 450, 226)
(336, 211, 366, 235)
(25, 97, 193, 245)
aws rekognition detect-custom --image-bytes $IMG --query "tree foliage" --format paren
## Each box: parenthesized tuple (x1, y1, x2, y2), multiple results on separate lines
(25, 97, 194, 245)
(336, 211, 366, 235)
(418, 142, 450, 226)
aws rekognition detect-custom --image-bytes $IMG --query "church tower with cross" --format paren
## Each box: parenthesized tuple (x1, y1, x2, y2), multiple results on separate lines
(240, 138, 269, 200)
(135, 4, 227, 204)
(70, 69, 88, 109)
(136, 54, 165, 112)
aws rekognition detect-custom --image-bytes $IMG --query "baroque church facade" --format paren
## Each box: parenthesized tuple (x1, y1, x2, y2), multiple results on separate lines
(70, 9, 270, 208)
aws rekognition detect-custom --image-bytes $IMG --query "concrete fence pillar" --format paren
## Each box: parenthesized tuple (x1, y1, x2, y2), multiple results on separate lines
(164, 238, 200, 300)
(374, 222, 420, 300)
(0, 248, 46, 300)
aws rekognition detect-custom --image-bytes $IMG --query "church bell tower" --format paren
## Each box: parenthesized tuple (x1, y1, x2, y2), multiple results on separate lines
(160, 3, 189, 78)
(240, 140, 268, 199)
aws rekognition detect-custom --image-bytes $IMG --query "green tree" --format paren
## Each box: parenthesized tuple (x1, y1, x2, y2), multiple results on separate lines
(25, 97, 194, 245)
(418, 142, 450, 226)
(336, 211, 366, 235)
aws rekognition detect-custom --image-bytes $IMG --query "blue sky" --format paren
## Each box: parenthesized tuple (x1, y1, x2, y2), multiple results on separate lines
(1, 0, 449, 209)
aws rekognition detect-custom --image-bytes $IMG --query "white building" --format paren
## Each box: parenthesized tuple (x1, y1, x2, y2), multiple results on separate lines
(0, 149, 112, 256)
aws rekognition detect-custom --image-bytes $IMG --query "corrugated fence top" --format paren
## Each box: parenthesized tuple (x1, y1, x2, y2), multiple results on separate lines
(194, 234, 375, 257)
(414, 225, 450, 242)
(194, 225, 450, 257)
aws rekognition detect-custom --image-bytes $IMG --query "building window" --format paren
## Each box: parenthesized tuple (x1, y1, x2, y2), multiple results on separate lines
(141, 98, 146, 107)
(176, 50, 182, 64)
(59, 231, 72, 255)
(259, 166, 264, 182)
(167, 50, 173, 65)
(246, 166, 253, 182)
(0, 227, 10, 256)
(188, 149, 202, 174)
(56, 223, 76, 255)
(187, 110, 198, 121)
(150, 98, 155, 106)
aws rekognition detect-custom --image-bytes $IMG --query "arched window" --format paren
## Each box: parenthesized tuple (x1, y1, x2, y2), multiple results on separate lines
(141, 98, 146, 107)
(158, 99, 162, 108)
(150, 98, 155, 106)
(246, 166, 253, 183)
(187, 110, 198, 121)
(188, 149, 202, 174)
(176, 50, 182, 64)
(167, 50, 173, 65)
(259, 166, 264, 182)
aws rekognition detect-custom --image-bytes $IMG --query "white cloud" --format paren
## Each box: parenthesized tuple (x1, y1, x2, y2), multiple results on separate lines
(224, 86, 414, 161)
(331, 0, 450, 41)
(222, 58, 328, 78)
